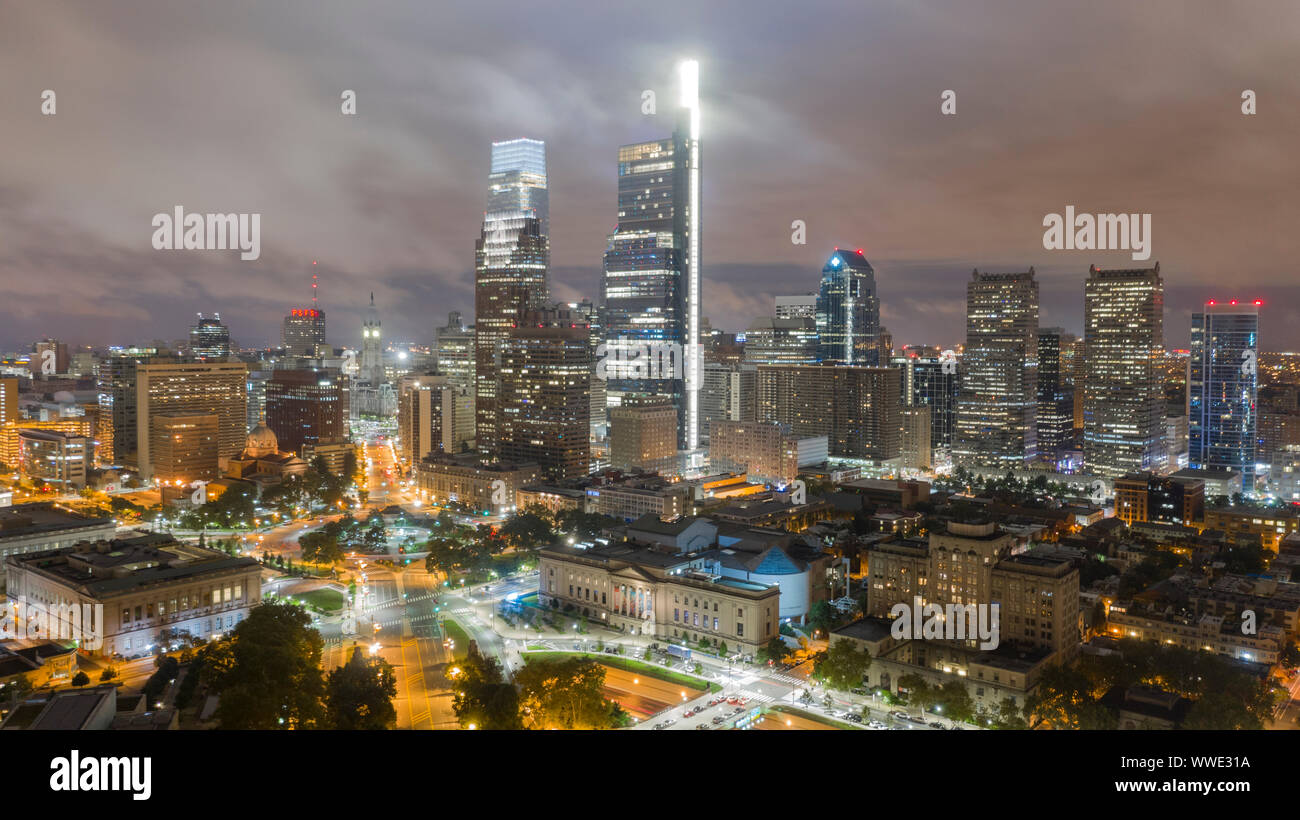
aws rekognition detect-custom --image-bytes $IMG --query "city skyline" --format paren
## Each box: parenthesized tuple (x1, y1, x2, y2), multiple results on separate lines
(3, 1, 1300, 352)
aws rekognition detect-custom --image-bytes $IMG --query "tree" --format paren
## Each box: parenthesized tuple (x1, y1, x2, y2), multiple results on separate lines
(70, 670, 91, 687)
(450, 642, 521, 730)
(99, 667, 118, 682)
(762, 636, 788, 664)
(300, 530, 345, 565)
(325, 647, 398, 729)
(807, 601, 842, 635)
(516, 657, 624, 729)
(500, 512, 554, 552)
(209, 602, 326, 729)
(811, 639, 872, 691)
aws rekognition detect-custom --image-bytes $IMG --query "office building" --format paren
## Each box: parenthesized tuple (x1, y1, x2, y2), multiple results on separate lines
(894, 354, 961, 452)
(699, 362, 756, 442)
(415, 453, 538, 516)
(33, 339, 70, 376)
(397, 372, 466, 469)
(775, 293, 817, 320)
(953, 269, 1039, 468)
(134, 360, 247, 481)
(475, 140, 550, 457)
(601, 62, 702, 449)
(816, 248, 880, 365)
(899, 406, 933, 471)
(497, 308, 590, 482)
(16, 430, 90, 490)
(0, 377, 16, 429)
(1189, 301, 1260, 489)
(1036, 327, 1073, 464)
(264, 368, 350, 456)
(743, 316, 818, 365)
(756, 364, 901, 460)
(1112, 472, 1205, 526)
(149, 413, 219, 484)
(189, 314, 230, 361)
(609, 394, 678, 475)
(1082, 264, 1165, 477)
(708, 420, 826, 484)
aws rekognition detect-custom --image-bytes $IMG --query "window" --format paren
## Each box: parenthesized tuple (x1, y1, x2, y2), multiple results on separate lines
(135, 605, 142, 621)
(737, 623, 744, 637)
(211, 590, 220, 605)
(713, 617, 718, 631)
(233, 585, 242, 600)
(224, 587, 232, 602)
(674, 609, 679, 622)
(122, 608, 130, 624)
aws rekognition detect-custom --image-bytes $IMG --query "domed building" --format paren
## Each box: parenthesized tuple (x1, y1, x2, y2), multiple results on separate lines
(216, 420, 308, 492)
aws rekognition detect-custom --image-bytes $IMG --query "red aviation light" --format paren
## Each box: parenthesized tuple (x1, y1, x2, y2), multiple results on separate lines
(1230, 300, 1238, 306)
(856, 249, 864, 255)
(1254, 300, 1263, 306)
(1207, 300, 1216, 306)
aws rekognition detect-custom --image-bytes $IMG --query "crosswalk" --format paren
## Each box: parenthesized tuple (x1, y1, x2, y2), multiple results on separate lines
(767, 672, 807, 687)
(739, 689, 776, 704)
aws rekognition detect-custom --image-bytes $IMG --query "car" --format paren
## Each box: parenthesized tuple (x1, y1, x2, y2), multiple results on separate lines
(663, 718, 675, 726)
(653, 723, 666, 730)
(696, 724, 709, 730)
(726, 696, 738, 704)
(732, 707, 743, 715)
(889, 710, 908, 720)
(929, 722, 946, 729)
(712, 715, 726, 725)
(846, 714, 863, 723)
(692, 706, 704, 715)
(738, 698, 749, 706)
(683, 710, 695, 718)
(708, 698, 722, 707)
(867, 720, 886, 729)
(850, 687, 868, 695)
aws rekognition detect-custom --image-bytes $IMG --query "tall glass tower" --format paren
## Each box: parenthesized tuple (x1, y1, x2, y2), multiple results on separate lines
(601, 60, 702, 450)
(1189, 301, 1259, 489)
(475, 139, 549, 457)
(815, 248, 880, 365)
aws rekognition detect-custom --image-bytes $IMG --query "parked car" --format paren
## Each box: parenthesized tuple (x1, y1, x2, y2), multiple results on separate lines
(889, 710, 908, 720)
(929, 722, 946, 729)
(696, 724, 709, 730)
(846, 713, 863, 723)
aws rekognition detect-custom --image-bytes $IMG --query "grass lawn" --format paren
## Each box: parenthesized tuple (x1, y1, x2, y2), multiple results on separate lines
(521, 651, 721, 693)
(292, 588, 345, 613)
(442, 618, 471, 661)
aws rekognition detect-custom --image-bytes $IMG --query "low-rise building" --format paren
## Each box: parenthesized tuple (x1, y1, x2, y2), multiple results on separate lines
(415, 453, 539, 516)
(4, 533, 263, 659)
(0, 503, 117, 590)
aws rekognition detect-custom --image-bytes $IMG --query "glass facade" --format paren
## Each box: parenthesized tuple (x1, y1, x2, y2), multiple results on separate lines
(815, 249, 880, 365)
(1189, 303, 1259, 487)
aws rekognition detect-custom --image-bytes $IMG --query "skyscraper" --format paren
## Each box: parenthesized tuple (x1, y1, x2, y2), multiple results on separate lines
(497, 307, 590, 481)
(601, 60, 702, 450)
(1083, 264, 1165, 478)
(775, 294, 817, 320)
(894, 353, 961, 453)
(282, 274, 328, 356)
(815, 248, 880, 365)
(189, 314, 231, 361)
(756, 364, 900, 460)
(264, 368, 350, 456)
(1036, 327, 1073, 465)
(135, 360, 248, 481)
(953, 269, 1039, 469)
(1189, 300, 1260, 488)
(742, 316, 819, 365)
(475, 140, 549, 458)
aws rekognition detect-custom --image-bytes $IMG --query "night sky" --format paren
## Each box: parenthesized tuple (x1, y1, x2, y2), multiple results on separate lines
(2, 0, 1299, 352)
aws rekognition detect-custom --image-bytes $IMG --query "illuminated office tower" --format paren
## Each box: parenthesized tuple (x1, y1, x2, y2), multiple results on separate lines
(756, 364, 900, 460)
(953, 269, 1039, 469)
(475, 140, 549, 458)
(609, 394, 678, 475)
(601, 60, 702, 450)
(264, 368, 350, 456)
(1189, 300, 1260, 488)
(497, 308, 590, 482)
(816, 248, 880, 365)
(1082, 264, 1165, 478)
(189, 314, 231, 360)
(893, 354, 960, 451)
(1036, 327, 1073, 465)
(775, 294, 817, 320)
(135, 360, 247, 481)
(282, 274, 328, 356)
(743, 317, 819, 365)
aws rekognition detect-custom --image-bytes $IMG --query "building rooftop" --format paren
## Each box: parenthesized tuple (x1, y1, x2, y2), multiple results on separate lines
(0, 503, 114, 539)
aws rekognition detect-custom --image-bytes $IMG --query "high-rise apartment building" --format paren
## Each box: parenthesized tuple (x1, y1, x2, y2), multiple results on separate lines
(699, 362, 756, 442)
(601, 62, 702, 449)
(149, 413, 219, 483)
(0, 377, 17, 429)
(709, 419, 826, 484)
(135, 360, 247, 481)
(1189, 300, 1260, 488)
(756, 364, 900, 460)
(816, 249, 880, 366)
(496, 308, 590, 482)
(475, 140, 550, 457)
(397, 372, 464, 470)
(1082, 264, 1165, 478)
(953, 269, 1039, 469)
(264, 368, 350, 456)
